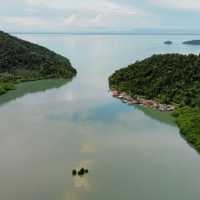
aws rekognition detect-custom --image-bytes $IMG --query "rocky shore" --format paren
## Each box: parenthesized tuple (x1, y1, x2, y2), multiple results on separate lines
(111, 90, 175, 112)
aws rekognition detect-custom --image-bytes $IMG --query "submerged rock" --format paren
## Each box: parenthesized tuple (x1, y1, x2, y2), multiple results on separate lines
(72, 168, 89, 177)
(78, 168, 85, 176)
(72, 169, 77, 176)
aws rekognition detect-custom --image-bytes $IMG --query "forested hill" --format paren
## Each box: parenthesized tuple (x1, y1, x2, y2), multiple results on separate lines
(109, 54, 200, 107)
(0, 31, 77, 94)
(109, 54, 200, 153)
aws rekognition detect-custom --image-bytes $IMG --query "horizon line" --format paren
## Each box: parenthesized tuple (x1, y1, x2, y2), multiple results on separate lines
(10, 31, 200, 36)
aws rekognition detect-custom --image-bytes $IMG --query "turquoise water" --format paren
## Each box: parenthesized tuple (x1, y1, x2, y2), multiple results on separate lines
(0, 34, 200, 200)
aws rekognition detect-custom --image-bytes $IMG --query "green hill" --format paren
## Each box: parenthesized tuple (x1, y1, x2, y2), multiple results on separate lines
(0, 31, 77, 94)
(109, 54, 200, 153)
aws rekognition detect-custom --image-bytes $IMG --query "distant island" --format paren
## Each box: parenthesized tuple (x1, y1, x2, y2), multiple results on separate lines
(164, 41, 173, 45)
(109, 54, 200, 153)
(183, 40, 200, 45)
(0, 31, 77, 95)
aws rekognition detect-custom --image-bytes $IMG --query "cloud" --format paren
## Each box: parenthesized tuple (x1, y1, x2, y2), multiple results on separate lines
(0, 0, 146, 31)
(0, 16, 47, 27)
(63, 15, 79, 27)
(0, 15, 81, 29)
(149, 0, 200, 11)
(1, 0, 200, 32)
(82, 1, 138, 16)
(26, 0, 139, 16)
(0, 0, 157, 31)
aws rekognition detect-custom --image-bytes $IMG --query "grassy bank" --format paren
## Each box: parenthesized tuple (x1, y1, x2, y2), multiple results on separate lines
(0, 69, 76, 95)
(173, 107, 200, 152)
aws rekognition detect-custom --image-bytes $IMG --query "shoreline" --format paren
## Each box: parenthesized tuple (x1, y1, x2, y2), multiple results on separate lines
(0, 74, 76, 96)
(111, 90, 175, 112)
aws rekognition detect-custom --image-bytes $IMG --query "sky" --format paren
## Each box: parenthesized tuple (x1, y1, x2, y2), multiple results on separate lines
(0, 0, 200, 32)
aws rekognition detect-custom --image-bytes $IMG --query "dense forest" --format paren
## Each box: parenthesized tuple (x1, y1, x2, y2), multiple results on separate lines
(0, 31, 77, 94)
(109, 54, 200, 153)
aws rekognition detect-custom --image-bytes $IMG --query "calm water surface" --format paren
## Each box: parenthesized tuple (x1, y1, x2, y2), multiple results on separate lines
(1, 34, 200, 200)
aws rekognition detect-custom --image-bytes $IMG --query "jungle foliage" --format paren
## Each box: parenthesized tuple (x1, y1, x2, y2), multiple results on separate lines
(0, 31, 77, 94)
(109, 54, 200, 152)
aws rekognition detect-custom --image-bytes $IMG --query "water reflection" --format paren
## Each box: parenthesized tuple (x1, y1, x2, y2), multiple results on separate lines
(80, 144, 96, 154)
(0, 79, 71, 106)
(73, 176, 91, 191)
(0, 34, 200, 200)
(72, 160, 92, 191)
(135, 105, 176, 126)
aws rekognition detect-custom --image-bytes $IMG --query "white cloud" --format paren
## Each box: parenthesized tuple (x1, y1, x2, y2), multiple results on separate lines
(82, 1, 138, 16)
(1, 16, 47, 27)
(150, 0, 200, 11)
(26, 0, 139, 16)
(0, 0, 151, 31)
(63, 15, 79, 26)
(0, 16, 79, 29)
(0, 15, 109, 30)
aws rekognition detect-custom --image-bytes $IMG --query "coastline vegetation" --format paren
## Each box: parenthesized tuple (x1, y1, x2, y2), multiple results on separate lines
(109, 54, 200, 153)
(173, 107, 200, 152)
(0, 31, 77, 95)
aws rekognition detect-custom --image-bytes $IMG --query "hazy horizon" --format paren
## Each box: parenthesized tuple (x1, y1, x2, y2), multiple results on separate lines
(8, 28, 200, 35)
(1, 0, 200, 33)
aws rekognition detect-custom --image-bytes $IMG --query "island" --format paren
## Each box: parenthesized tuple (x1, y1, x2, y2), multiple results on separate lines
(183, 40, 200, 45)
(109, 54, 200, 153)
(164, 41, 173, 45)
(0, 31, 77, 95)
